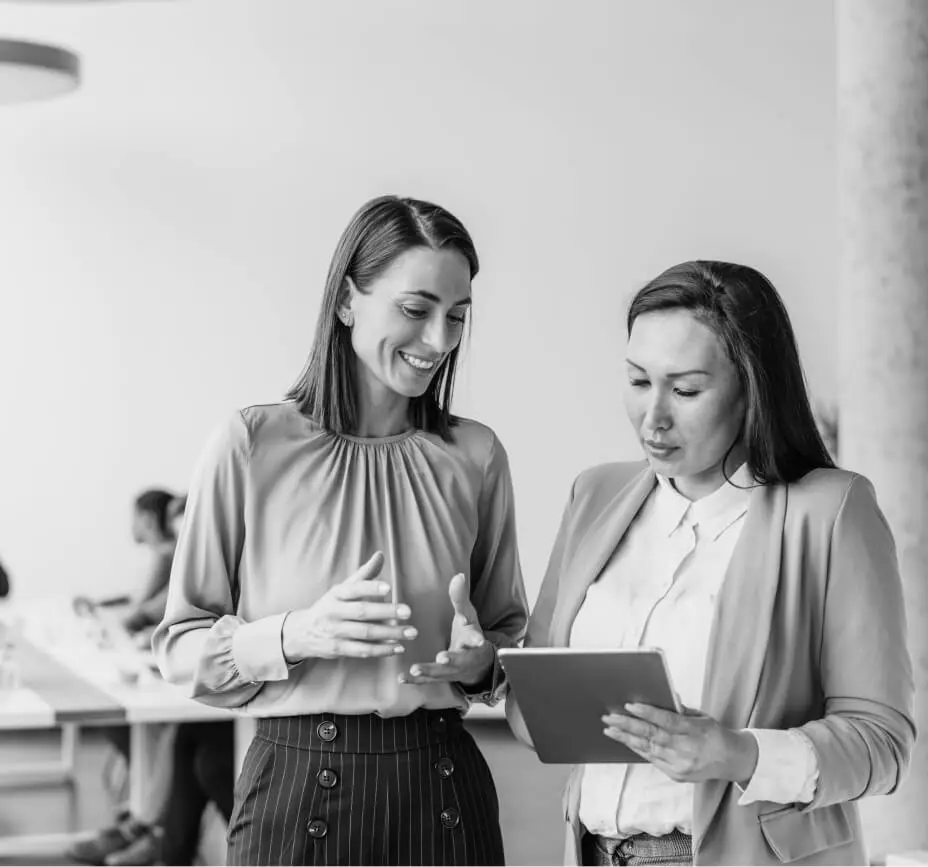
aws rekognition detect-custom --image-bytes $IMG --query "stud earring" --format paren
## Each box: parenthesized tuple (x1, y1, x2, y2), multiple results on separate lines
(341, 312, 354, 327)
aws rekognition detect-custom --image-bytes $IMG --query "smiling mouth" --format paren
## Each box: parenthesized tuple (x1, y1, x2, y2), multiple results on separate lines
(399, 351, 439, 372)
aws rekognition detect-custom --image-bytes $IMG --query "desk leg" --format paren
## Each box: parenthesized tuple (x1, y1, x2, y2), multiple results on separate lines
(234, 716, 255, 777)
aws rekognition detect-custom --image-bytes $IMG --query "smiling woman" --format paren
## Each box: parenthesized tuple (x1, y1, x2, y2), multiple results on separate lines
(152, 195, 528, 867)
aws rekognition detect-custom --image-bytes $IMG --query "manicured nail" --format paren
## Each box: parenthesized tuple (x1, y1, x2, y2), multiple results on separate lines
(393, 645, 405, 654)
(396, 604, 411, 619)
(377, 583, 390, 594)
(437, 654, 450, 665)
(410, 666, 421, 676)
(398, 675, 407, 684)
(403, 628, 418, 639)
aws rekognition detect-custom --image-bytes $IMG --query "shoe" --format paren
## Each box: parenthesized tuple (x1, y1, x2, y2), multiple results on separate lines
(66, 818, 151, 865)
(105, 827, 163, 866)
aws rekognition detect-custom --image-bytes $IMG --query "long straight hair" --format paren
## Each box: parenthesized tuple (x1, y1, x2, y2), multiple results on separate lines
(285, 196, 478, 441)
(627, 260, 835, 485)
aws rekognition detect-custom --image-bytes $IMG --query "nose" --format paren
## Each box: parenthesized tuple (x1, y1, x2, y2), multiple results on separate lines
(421, 316, 456, 355)
(642, 389, 672, 434)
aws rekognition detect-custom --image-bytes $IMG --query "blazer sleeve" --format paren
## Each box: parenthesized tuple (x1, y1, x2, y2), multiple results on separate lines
(798, 474, 916, 810)
(506, 475, 579, 748)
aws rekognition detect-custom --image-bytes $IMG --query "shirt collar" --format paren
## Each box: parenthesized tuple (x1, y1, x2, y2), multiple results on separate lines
(653, 463, 756, 541)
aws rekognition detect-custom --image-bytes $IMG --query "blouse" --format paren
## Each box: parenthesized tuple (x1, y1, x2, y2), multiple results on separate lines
(152, 402, 528, 718)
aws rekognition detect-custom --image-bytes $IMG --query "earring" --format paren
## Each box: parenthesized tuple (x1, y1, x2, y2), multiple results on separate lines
(341, 312, 354, 327)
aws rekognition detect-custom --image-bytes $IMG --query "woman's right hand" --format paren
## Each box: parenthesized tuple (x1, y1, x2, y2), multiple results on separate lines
(280, 551, 416, 663)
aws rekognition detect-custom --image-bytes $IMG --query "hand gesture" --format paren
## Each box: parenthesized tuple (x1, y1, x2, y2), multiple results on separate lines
(602, 703, 759, 784)
(281, 552, 416, 663)
(399, 572, 494, 688)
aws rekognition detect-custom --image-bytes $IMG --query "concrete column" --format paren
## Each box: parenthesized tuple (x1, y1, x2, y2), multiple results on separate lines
(837, 0, 928, 859)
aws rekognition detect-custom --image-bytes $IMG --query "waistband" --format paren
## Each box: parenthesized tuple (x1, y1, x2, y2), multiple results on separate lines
(591, 830, 693, 862)
(255, 708, 464, 754)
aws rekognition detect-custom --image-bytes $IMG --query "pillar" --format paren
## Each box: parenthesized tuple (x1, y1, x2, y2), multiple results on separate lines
(837, 0, 928, 859)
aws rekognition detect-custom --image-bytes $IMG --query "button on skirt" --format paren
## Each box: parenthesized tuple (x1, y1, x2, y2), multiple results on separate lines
(227, 709, 504, 866)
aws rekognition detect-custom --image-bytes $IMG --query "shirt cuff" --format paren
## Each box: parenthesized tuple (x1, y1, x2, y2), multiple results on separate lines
(231, 612, 291, 684)
(736, 728, 820, 806)
(460, 643, 507, 706)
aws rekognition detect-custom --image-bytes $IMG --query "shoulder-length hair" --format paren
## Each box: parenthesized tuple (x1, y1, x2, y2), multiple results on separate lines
(285, 195, 478, 441)
(627, 260, 835, 485)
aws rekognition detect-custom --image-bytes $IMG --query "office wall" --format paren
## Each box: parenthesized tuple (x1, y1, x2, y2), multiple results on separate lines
(0, 0, 836, 603)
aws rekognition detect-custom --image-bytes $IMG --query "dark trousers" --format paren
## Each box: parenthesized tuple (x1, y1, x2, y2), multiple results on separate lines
(161, 720, 235, 865)
(227, 709, 505, 867)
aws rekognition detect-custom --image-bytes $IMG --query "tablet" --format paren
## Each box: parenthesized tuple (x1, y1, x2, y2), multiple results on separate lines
(498, 647, 681, 764)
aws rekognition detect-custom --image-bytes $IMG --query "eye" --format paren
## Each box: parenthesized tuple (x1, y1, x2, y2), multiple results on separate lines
(401, 306, 428, 320)
(628, 378, 649, 389)
(448, 312, 467, 326)
(674, 388, 700, 398)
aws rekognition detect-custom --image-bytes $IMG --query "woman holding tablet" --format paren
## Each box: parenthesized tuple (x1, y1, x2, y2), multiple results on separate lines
(154, 195, 527, 866)
(507, 261, 914, 866)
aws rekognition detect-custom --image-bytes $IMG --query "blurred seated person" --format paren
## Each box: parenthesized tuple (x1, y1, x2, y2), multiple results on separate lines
(67, 489, 182, 866)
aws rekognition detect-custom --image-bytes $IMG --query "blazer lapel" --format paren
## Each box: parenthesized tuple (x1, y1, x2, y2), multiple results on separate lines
(551, 467, 656, 646)
(693, 481, 788, 850)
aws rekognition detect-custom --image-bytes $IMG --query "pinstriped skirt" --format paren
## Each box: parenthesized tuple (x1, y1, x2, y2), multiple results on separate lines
(227, 709, 505, 866)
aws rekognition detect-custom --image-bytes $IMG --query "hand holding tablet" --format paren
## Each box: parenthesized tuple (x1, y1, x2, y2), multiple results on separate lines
(499, 647, 682, 764)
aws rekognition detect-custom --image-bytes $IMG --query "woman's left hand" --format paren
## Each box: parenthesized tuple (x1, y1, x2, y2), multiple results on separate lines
(603, 703, 758, 784)
(399, 573, 495, 688)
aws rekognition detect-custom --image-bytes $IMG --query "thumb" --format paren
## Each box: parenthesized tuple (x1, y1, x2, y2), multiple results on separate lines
(346, 551, 385, 583)
(448, 573, 471, 619)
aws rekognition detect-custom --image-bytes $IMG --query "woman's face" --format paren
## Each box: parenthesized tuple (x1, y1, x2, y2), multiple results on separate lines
(623, 308, 746, 500)
(343, 247, 471, 401)
(131, 508, 160, 547)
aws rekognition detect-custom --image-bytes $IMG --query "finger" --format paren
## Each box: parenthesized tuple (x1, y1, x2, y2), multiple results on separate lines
(334, 639, 407, 658)
(337, 621, 418, 643)
(624, 703, 684, 732)
(335, 581, 392, 602)
(448, 573, 473, 620)
(337, 600, 412, 621)
(601, 715, 668, 744)
(398, 666, 462, 685)
(345, 551, 386, 584)
(603, 726, 666, 759)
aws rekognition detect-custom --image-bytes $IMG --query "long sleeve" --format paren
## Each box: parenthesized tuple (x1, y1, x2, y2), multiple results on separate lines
(152, 412, 291, 709)
(737, 728, 819, 805)
(796, 475, 916, 811)
(463, 433, 529, 704)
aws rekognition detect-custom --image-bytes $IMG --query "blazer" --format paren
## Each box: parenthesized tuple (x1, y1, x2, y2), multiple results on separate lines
(506, 461, 915, 866)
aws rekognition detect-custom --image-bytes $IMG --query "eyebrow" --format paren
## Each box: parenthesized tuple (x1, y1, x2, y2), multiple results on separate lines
(626, 359, 710, 377)
(404, 290, 472, 307)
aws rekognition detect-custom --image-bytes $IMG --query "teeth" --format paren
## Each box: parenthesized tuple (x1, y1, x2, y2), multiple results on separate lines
(400, 352, 435, 370)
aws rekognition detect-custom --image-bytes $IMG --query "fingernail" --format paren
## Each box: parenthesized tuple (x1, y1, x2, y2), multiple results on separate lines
(398, 675, 407, 684)
(625, 703, 640, 711)
(378, 583, 390, 594)
(410, 666, 421, 676)
(403, 628, 418, 639)
(393, 645, 405, 654)
(437, 655, 449, 665)
(396, 604, 411, 619)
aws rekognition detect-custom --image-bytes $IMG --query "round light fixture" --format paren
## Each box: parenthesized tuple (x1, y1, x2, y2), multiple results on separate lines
(0, 38, 80, 105)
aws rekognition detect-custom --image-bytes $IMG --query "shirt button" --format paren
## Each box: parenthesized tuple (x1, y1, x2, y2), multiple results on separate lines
(435, 757, 455, 779)
(316, 721, 338, 742)
(430, 715, 447, 733)
(440, 807, 460, 829)
(317, 769, 338, 789)
(307, 819, 328, 838)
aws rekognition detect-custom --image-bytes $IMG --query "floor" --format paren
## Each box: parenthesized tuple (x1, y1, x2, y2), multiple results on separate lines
(0, 720, 571, 866)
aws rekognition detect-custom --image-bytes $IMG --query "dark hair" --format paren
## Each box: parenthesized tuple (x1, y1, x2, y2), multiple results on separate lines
(134, 489, 175, 538)
(627, 260, 835, 485)
(285, 195, 479, 441)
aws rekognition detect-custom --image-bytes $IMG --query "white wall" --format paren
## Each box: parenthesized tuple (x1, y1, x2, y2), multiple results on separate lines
(0, 0, 836, 604)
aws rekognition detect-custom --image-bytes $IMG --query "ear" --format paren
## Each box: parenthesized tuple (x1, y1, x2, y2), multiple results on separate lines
(337, 276, 358, 326)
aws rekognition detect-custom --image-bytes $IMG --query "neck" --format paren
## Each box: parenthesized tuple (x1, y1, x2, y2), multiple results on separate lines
(671, 444, 748, 501)
(353, 365, 411, 438)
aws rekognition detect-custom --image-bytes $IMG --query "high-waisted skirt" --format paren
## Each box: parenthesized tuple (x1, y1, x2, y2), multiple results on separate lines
(226, 708, 505, 866)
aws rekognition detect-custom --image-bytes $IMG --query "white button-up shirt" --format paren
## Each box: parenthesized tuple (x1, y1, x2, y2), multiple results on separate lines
(570, 464, 818, 838)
